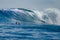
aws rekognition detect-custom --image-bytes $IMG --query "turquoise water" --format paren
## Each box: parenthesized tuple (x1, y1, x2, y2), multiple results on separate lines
(0, 25, 60, 40)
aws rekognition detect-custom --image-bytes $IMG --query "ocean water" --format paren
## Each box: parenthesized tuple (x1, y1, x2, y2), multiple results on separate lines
(0, 8, 60, 40)
(0, 24, 60, 40)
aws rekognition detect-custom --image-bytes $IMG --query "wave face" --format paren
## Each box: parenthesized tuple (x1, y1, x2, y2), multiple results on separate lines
(0, 8, 34, 24)
(0, 8, 55, 25)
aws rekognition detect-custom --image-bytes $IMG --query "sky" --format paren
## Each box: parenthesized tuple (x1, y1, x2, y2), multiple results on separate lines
(0, 0, 60, 10)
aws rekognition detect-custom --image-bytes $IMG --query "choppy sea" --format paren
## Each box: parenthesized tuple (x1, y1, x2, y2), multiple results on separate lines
(0, 24, 60, 40)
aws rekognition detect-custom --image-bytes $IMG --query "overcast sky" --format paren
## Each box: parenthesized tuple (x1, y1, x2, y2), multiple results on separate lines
(0, 0, 60, 10)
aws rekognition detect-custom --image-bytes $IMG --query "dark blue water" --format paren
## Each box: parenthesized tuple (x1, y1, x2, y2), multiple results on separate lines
(0, 24, 60, 40)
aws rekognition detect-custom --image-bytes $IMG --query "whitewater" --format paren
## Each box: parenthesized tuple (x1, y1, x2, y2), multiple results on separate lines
(0, 8, 60, 40)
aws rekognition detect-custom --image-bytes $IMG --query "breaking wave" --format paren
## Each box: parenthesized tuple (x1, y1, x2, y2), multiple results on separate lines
(0, 8, 60, 40)
(0, 8, 60, 25)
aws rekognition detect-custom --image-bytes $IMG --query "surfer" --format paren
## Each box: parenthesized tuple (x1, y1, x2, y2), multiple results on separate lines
(16, 22, 18, 24)
(15, 22, 20, 24)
